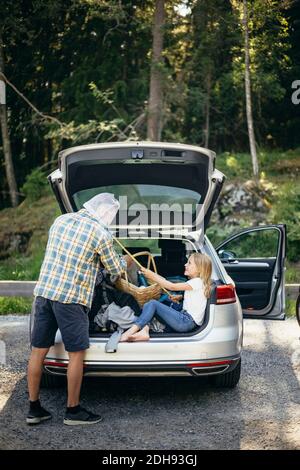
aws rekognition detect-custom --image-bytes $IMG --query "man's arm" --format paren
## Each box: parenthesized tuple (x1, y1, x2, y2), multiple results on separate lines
(96, 236, 127, 276)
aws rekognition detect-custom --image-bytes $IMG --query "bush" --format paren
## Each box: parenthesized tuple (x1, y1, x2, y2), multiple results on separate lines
(21, 168, 50, 202)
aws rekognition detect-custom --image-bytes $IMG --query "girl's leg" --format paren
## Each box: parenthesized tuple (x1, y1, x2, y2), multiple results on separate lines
(120, 324, 140, 342)
(120, 300, 162, 342)
(128, 325, 150, 342)
(121, 299, 195, 342)
(150, 300, 196, 332)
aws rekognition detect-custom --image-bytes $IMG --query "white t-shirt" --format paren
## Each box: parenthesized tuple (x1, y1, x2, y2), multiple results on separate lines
(182, 277, 207, 326)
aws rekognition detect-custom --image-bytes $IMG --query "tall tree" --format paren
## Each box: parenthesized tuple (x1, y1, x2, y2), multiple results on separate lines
(242, 0, 259, 177)
(0, 30, 19, 206)
(184, 0, 238, 149)
(147, 0, 166, 141)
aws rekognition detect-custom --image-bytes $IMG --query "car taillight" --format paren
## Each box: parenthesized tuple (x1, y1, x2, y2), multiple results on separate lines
(216, 284, 236, 304)
(43, 361, 67, 367)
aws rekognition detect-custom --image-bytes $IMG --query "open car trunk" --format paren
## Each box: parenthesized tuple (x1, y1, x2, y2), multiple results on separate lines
(47, 142, 224, 336)
(88, 237, 217, 338)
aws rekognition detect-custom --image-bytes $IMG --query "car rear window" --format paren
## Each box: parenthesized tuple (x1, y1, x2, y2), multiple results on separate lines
(73, 184, 201, 210)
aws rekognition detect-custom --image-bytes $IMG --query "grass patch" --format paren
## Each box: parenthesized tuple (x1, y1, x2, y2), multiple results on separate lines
(0, 247, 46, 281)
(286, 299, 297, 318)
(0, 194, 60, 280)
(285, 262, 300, 284)
(0, 296, 33, 315)
(217, 148, 300, 180)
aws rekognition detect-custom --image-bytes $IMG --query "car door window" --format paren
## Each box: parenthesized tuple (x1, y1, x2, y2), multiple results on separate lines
(218, 228, 280, 259)
(216, 225, 286, 319)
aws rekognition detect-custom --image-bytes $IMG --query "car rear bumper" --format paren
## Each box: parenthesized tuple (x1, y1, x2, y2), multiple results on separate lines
(43, 355, 241, 378)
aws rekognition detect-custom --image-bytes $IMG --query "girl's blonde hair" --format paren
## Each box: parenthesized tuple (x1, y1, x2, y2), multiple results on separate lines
(189, 253, 212, 299)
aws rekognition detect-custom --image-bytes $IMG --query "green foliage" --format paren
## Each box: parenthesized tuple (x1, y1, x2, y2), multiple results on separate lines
(45, 118, 126, 146)
(20, 168, 51, 202)
(1, 0, 300, 210)
(208, 149, 300, 264)
(44, 81, 141, 147)
(0, 246, 46, 281)
(269, 182, 300, 262)
(217, 228, 280, 259)
(0, 297, 32, 315)
(0, 194, 59, 281)
(217, 152, 252, 179)
(206, 224, 237, 249)
(286, 299, 297, 318)
(217, 149, 300, 180)
(285, 261, 300, 283)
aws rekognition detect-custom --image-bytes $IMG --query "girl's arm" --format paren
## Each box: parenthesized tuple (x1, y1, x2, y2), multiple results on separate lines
(140, 267, 192, 291)
(169, 294, 183, 302)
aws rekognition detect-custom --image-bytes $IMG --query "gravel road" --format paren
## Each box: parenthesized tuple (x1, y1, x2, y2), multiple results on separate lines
(0, 315, 299, 450)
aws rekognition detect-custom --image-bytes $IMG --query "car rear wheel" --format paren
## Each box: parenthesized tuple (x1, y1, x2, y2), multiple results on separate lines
(296, 290, 300, 327)
(40, 372, 65, 388)
(209, 359, 241, 388)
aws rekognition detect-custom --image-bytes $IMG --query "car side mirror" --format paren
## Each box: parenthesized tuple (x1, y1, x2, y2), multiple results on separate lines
(218, 249, 237, 260)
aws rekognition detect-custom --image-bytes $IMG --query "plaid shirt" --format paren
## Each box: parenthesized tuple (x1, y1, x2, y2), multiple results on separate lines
(34, 208, 126, 308)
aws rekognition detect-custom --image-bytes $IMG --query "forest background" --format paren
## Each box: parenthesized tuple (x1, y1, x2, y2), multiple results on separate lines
(0, 0, 299, 313)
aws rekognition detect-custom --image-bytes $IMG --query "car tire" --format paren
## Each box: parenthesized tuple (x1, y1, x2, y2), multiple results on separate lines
(40, 372, 65, 388)
(210, 359, 241, 388)
(296, 291, 300, 327)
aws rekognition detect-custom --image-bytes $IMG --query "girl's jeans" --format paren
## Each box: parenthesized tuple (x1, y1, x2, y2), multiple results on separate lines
(135, 299, 197, 333)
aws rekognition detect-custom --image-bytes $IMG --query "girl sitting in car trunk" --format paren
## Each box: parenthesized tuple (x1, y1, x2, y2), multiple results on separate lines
(120, 253, 212, 342)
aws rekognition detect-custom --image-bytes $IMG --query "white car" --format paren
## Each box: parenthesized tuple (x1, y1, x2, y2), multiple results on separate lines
(36, 141, 286, 388)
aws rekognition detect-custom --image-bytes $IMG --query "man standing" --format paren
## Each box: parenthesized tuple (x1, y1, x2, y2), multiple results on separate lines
(27, 193, 131, 426)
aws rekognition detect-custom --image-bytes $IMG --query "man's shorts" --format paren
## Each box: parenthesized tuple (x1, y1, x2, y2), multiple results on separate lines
(31, 296, 90, 352)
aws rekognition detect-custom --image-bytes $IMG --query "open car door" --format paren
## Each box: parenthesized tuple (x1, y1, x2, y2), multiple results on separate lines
(216, 225, 286, 320)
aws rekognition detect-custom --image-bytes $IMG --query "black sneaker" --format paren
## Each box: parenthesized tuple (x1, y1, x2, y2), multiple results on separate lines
(26, 406, 52, 425)
(63, 406, 102, 426)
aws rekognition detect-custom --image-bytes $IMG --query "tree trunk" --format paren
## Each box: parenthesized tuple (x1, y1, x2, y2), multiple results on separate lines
(147, 0, 165, 141)
(0, 33, 19, 207)
(204, 69, 211, 148)
(243, 0, 259, 177)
